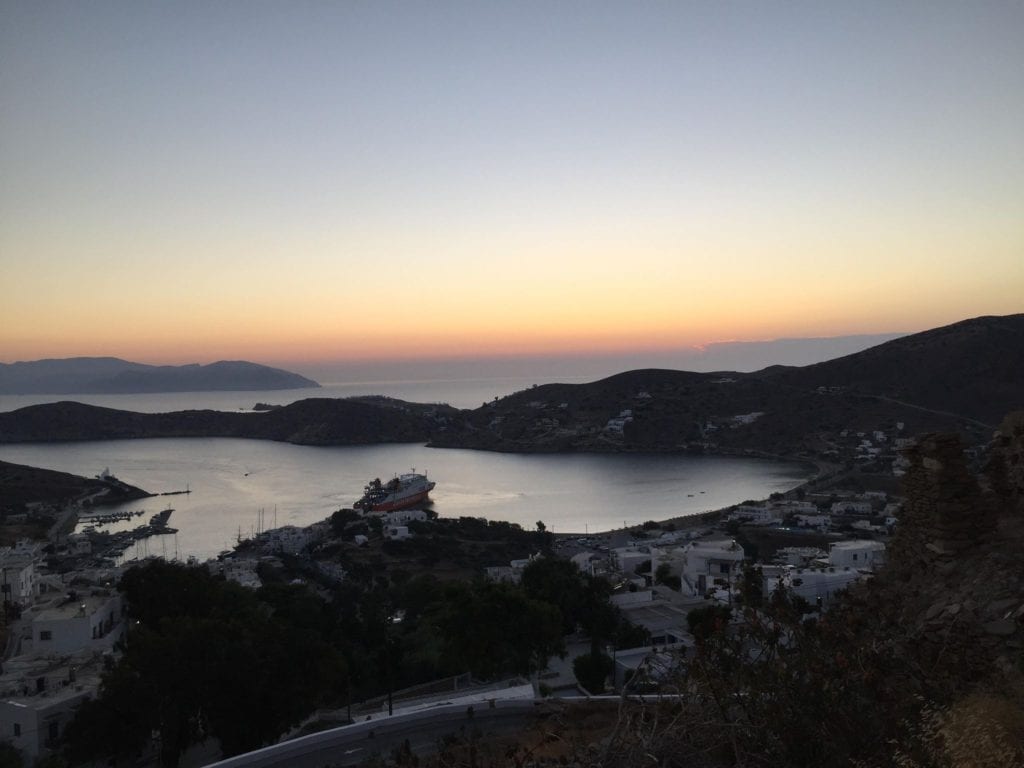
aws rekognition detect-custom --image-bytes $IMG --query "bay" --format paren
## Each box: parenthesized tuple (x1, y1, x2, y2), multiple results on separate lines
(0, 438, 810, 562)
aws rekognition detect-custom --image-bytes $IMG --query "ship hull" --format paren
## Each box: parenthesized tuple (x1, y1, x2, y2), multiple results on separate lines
(366, 487, 433, 512)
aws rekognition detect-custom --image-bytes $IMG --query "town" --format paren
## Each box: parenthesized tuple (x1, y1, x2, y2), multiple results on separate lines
(0, 415, 929, 766)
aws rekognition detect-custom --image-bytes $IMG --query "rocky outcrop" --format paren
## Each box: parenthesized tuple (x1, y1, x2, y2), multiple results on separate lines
(893, 433, 997, 571)
(874, 420, 1024, 703)
(986, 411, 1024, 516)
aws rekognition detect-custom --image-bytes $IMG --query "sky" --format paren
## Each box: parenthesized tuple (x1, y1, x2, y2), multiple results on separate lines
(1, 1, 1022, 372)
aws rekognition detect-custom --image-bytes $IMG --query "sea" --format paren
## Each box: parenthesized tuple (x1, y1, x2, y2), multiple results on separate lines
(0, 379, 812, 562)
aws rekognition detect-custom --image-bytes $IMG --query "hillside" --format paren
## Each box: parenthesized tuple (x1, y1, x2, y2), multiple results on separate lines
(0, 357, 320, 394)
(0, 460, 152, 545)
(759, 314, 1024, 424)
(0, 397, 458, 446)
(430, 315, 1022, 455)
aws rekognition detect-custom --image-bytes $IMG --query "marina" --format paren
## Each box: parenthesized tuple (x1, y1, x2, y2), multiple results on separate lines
(73, 506, 178, 564)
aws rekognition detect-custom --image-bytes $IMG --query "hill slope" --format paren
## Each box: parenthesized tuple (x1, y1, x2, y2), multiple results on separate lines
(430, 315, 1022, 454)
(0, 397, 458, 446)
(759, 314, 1024, 424)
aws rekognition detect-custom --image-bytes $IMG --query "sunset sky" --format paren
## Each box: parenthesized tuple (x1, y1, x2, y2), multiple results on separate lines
(2, 2, 1022, 369)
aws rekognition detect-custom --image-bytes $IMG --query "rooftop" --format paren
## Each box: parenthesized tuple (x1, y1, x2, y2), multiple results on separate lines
(33, 593, 117, 622)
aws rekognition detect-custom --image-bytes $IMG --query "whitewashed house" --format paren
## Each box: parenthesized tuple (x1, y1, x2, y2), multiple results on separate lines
(30, 593, 124, 656)
(259, 525, 312, 554)
(828, 540, 886, 570)
(381, 509, 429, 526)
(0, 654, 102, 763)
(611, 547, 652, 576)
(769, 567, 866, 606)
(0, 540, 43, 607)
(830, 501, 873, 516)
(384, 525, 412, 540)
(678, 539, 745, 596)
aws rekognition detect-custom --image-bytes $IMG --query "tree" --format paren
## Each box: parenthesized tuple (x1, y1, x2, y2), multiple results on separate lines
(738, 563, 764, 608)
(431, 581, 564, 678)
(579, 576, 618, 656)
(654, 563, 681, 590)
(521, 557, 586, 633)
(686, 604, 732, 644)
(62, 562, 346, 767)
(573, 652, 615, 694)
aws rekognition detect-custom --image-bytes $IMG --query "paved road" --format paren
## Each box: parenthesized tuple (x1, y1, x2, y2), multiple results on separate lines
(204, 699, 548, 768)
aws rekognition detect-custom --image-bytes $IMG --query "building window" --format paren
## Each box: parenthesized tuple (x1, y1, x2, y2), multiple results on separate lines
(853, 554, 858, 561)
(13, 723, 20, 737)
(39, 630, 52, 641)
(719, 563, 730, 574)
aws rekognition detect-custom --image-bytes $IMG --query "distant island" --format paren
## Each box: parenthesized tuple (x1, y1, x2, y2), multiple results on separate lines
(0, 357, 319, 394)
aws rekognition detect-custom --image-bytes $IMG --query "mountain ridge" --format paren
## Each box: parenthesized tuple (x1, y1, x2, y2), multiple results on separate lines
(0, 357, 320, 394)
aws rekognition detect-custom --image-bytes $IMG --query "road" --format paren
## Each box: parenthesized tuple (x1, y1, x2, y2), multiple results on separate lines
(203, 699, 551, 768)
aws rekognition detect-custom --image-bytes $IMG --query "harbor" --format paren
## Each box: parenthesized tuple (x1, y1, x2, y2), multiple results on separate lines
(3, 437, 811, 564)
(73, 506, 178, 564)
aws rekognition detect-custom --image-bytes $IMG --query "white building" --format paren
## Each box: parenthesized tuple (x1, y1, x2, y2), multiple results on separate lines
(380, 509, 429, 526)
(678, 539, 745, 596)
(728, 506, 781, 526)
(604, 409, 634, 433)
(611, 547, 651, 576)
(0, 654, 102, 763)
(485, 553, 542, 584)
(0, 540, 43, 607)
(828, 540, 886, 570)
(830, 501, 873, 516)
(771, 500, 818, 514)
(769, 567, 866, 606)
(259, 525, 312, 554)
(794, 513, 831, 529)
(383, 525, 412, 540)
(570, 552, 603, 576)
(30, 593, 124, 656)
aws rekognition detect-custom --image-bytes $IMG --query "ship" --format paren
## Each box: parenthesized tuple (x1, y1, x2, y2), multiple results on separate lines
(354, 472, 435, 512)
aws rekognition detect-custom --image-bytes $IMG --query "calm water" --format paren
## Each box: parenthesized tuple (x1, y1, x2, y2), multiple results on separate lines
(0, 438, 809, 562)
(1, 384, 810, 561)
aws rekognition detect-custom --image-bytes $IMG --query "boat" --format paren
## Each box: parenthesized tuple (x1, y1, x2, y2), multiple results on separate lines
(149, 508, 174, 527)
(354, 472, 435, 512)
